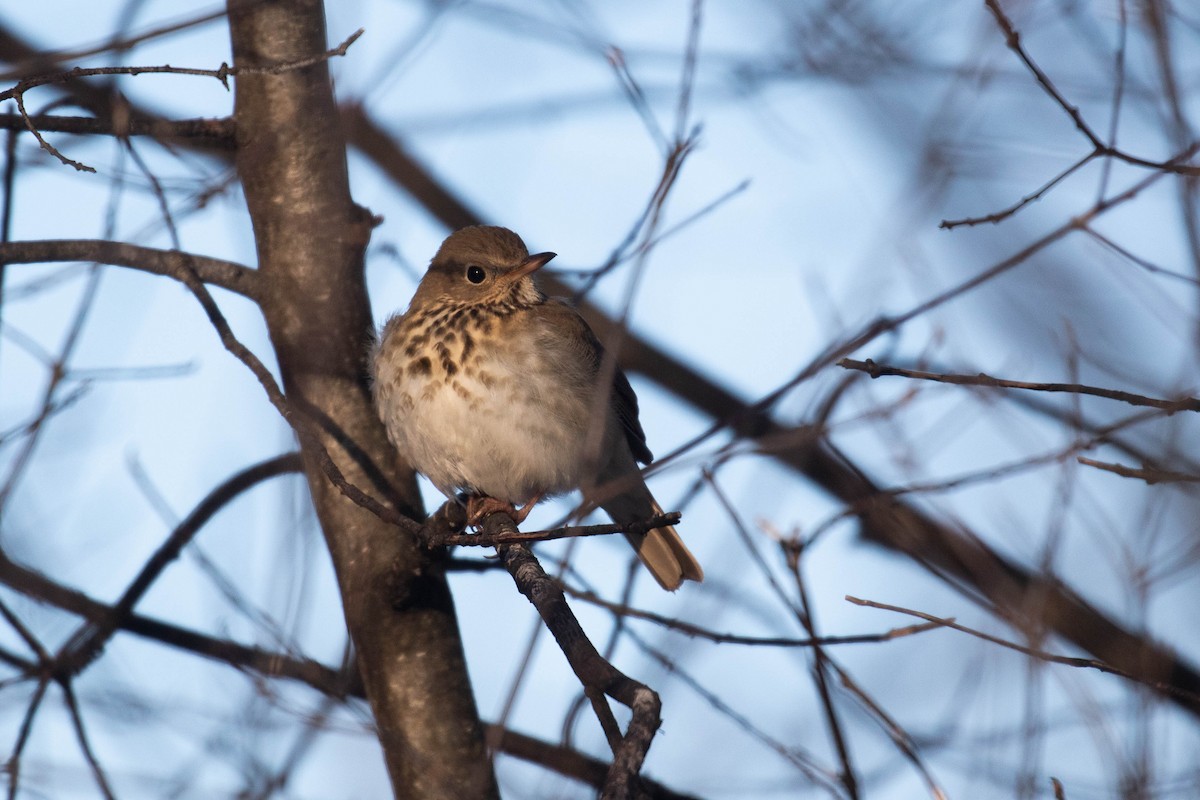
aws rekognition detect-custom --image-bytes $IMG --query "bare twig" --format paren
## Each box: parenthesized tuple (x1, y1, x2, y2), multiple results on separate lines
(1, 28, 361, 170)
(59, 679, 116, 800)
(1076, 456, 1200, 484)
(0, 239, 258, 298)
(0, 598, 49, 665)
(982, 0, 1200, 176)
(55, 453, 303, 676)
(1083, 224, 1200, 286)
(429, 513, 681, 548)
(0, 8, 228, 80)
(838, 358, 1200, 413)
(939, 151, 1096, 229)
(783, 543, 859, 799)
(0, 28, 364, 102)
(627, 626, 844, 794)
(606, 47, 668, 152)
(560, 582, 941, 647)
(0, 542, 356, 696)
(0, 126, 14, 380)
(108, 244, 420, 534)
(6, 678, 49, 800)
(0, 262, 101, 513)
(846, 596, 1200, 704)
(12, 89, 95, 171)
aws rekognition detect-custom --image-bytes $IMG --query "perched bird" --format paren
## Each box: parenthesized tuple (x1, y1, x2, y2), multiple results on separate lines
(372, 226, 703, 590)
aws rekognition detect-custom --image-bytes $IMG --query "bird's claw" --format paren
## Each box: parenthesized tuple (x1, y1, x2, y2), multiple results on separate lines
(465, 494, 543, 527)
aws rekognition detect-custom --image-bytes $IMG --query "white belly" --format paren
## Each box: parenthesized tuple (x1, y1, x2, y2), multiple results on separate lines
(374, 329, 596, 504)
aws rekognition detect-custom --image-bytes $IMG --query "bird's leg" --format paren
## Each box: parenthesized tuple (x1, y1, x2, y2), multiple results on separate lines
(509, 492, 544, 524)
(465, 495, 516, 526)
(465, 493, 544, 526)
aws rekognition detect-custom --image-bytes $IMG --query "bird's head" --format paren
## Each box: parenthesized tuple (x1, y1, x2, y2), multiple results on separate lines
(412, 226, 555, 309)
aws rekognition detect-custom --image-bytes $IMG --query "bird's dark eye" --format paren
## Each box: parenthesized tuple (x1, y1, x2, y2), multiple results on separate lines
(466, 265, 486, 284)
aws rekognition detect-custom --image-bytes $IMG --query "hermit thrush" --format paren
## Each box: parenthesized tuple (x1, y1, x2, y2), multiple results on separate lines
(372, 226, 703, 590)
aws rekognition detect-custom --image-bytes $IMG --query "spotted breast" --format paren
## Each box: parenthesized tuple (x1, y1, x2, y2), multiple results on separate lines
(373, 299, 599, 506)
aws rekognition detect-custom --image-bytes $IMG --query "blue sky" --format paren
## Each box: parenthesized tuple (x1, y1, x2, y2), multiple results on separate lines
(3, 2, 1200, 798)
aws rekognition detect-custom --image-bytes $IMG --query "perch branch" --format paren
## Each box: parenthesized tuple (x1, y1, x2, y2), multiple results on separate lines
(429, 513, 681, 548)
(481, 509, 661, 800)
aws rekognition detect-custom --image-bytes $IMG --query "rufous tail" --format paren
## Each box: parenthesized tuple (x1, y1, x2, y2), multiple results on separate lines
(616, 499, 703, 591)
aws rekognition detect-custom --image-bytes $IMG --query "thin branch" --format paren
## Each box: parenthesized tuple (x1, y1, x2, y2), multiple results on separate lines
(983, 0, 1200, 176)
(0, 542, 356, 697)
(1083, 224, 1200, 286)
(1096, 0, 1129, 198)
(124, 137, 180, 249)
(12, 89, 95, 172)
(0, 598, 49, 671)
(59, 679, 116, 800)
(0, 260, 101, 513)
(1, 28, 361, 169)
(573, 133, 699, 300)
(487, 726, 699, 800)
(778, 531, 947, 799)
(429, 513, 681, 548)
(672, 0, 704, 144)
(125, 454, 298, 649)
(846, 596, 1200, 704)
(130, 243, 418, 534)
(838, 358, 1200, 413)
(0, 125, 14, 381)
(56, 453, 303, 676)
(783, 543, 859, 800)
(939, 151, 1097, 229)
(483, 509, 662, 800)
(627, 626, 844, 794)
(606, 47, 668, 152)
(1077, 456, 1200, 484)
(0, 239, 258, 298)
(0, 28, 365, 102)
(560, 582, 942, 647)
(831, 663, 947, 800)
(1140, 0, 1200, 291)
(984, 0, 1103, 147)
(6, 678, 49, 800)
(0, 8, 227, 78)
(0, 384, 88, 447)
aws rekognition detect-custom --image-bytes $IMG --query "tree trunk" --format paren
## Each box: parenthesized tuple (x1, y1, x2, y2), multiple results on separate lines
(226, 1, 498, 796)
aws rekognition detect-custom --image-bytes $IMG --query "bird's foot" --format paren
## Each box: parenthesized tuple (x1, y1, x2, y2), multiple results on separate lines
(465, 493, 544, 527)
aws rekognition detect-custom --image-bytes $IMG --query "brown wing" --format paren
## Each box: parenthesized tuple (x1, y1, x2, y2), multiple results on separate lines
(543, 299, 654, 465)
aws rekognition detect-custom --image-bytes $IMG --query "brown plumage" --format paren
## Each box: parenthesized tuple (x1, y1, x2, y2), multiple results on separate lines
(372, 226, 702, 590)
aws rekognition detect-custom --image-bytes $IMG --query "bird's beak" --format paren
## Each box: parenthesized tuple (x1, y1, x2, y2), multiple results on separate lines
(510, 251, 556, 279)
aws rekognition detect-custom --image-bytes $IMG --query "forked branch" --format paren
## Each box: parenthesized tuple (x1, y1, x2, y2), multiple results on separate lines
(479, 509, 661, 800)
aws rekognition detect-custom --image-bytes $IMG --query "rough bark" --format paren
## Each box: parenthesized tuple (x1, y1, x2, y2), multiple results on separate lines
(226, 1, 497, 797)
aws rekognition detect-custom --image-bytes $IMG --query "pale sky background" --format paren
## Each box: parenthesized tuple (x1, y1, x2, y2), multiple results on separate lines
(2, 1, 1199, 798)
